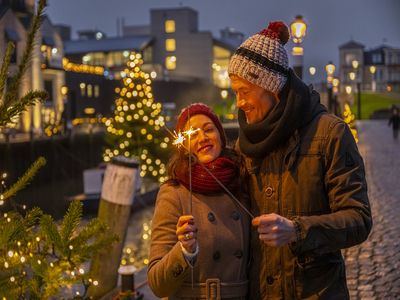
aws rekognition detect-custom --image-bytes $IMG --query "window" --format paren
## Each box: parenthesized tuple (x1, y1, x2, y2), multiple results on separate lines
(94, 85, 100, 98)
(165, 56, 177, 70)
(44, 80, 53, 102)
(345, 53, 356, 66)
(80, 83, 86, 96)
(165, 39, 176, 52)
(87, 84, 93, 98)
(372, 54, 382, 64)
(5, 29, 20, 63)
(165, 20, 175, 33)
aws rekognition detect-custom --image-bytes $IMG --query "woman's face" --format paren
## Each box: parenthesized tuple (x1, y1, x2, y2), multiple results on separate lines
(183, 114, 222, 164)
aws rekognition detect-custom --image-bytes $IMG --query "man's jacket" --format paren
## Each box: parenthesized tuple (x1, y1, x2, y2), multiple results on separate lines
(239, 75, 372, 299)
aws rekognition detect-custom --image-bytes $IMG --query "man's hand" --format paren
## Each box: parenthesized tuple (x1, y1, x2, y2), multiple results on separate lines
(252, 213, 296, 247)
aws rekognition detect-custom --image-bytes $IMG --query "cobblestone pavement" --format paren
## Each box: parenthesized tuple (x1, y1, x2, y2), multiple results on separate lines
(343, 120, 400, 300)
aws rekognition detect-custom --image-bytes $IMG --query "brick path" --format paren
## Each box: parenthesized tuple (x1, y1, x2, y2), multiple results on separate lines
(343, 120, 400, 300)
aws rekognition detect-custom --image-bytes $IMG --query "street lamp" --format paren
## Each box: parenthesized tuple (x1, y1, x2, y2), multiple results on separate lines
(325, 61, 335, 113)
(332, 77, 340, 115)
(369, 65, 376, 92)
(351, 60, 361, 119)
(290, 15, 307, 79)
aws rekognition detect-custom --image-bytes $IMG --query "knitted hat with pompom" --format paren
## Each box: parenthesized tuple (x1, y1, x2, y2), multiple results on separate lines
(228, 21, 290, 94)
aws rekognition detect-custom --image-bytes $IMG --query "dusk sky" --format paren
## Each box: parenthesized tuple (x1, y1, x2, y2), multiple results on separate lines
(46, 0, 400, 82)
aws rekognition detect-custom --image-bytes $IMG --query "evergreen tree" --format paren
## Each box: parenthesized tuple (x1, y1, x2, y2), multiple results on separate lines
(104, 52, 169, 183)
(0, 1, 117, 298)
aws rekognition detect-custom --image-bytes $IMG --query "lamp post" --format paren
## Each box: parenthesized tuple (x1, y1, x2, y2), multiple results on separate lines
(351, 60, 361, 119)
(332, 77, 340, 115)
(369, 65, 376, 92)
(325, 61, 335, 113)
(290, 15, 307, 79)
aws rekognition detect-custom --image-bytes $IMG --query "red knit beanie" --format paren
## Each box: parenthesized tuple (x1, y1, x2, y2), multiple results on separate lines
(176, 103, 226, 148)
(228, 21, 290, 94)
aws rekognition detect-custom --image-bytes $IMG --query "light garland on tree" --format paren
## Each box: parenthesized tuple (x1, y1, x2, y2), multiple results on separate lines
(343, 103, 359, 143)
(103, 52, 169, 183)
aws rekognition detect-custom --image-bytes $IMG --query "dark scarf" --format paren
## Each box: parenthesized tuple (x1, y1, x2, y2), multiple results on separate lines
(175, 156, 239, 194)
(239, 69, 326, 159)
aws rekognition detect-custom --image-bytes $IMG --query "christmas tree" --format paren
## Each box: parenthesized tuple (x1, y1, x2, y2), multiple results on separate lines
(103, 52, 169, 183)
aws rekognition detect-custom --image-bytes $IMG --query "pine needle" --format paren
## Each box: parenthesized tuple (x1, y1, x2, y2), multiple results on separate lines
(1, 157, 46, 201)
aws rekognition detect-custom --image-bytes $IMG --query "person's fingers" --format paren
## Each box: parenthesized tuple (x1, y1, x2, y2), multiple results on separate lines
(176, 224, 197, 236)
(252, 214, 281, 227)
(177, 215, 194, 228)
(252, 216, 260, 227)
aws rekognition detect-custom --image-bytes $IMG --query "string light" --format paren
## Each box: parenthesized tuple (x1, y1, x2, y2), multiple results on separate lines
(102, 51, 168, 182)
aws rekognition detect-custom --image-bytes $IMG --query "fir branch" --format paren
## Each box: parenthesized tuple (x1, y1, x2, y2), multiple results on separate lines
(60, 200, 82, 243)
(0, 42, 14, 99)
(0, 90, 48, 127)
(39, 215, 63, 253)
(22, 207, 43, 230)
(1, 0, 47, 110)
(1, 157, 46, 201)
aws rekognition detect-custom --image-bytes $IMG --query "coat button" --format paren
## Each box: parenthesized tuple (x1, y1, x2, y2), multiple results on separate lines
(231, 211, 240, 221)
(234, 250, 243, 259)
(213, 251, 220, 260)
(172, 264, 183, 278)
(208, 212, 215, 222)
(265, 187, 273, 197)
(267, 276, 274, 285)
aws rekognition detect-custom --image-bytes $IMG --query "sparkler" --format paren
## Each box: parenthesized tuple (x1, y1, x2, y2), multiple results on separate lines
(164, 125, 254, 219)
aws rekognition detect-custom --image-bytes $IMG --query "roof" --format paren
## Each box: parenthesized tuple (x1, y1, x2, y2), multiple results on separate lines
(212, 38, 236, 52)
(64, 35, 153, 54)
(339, 40, 365, 50)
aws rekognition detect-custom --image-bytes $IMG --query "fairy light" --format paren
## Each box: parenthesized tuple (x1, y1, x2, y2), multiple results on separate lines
(103, 51, 167, 182)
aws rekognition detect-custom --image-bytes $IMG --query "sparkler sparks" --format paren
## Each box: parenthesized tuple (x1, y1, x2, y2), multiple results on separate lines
(171, 127, 200, 148)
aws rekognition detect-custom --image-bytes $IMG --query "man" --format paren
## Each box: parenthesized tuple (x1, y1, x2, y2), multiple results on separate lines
(228, 21, 372, 299)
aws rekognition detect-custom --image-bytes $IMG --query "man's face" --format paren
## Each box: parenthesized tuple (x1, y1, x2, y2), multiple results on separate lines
(230, 75, 279, 124)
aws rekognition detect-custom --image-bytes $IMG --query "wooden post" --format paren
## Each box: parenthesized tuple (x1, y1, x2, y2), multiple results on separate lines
(87, 156, 139, 298)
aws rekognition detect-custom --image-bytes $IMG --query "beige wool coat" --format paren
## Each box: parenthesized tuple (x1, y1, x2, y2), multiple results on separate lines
(147, 183, 250, 300)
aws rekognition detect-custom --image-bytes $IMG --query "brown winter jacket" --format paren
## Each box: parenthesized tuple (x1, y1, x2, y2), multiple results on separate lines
(147, 183, 250, 300)
(239, 80, 372, 299)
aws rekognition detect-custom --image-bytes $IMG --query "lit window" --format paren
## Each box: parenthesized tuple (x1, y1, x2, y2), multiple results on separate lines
(165, 39, 176, 52)
(94, 85, 100, 98)
(165, 20, 175, 33)
(80, 83, 86, 96)
(84, 107, 95, 115)
(165, 56, 177, 70)
(87, 84, 93, 98)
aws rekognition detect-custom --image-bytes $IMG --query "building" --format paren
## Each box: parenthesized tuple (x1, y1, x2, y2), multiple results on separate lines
(61, 6, 240, 118)
(0, 0, 66, 134)
(339, 40, 400, 93)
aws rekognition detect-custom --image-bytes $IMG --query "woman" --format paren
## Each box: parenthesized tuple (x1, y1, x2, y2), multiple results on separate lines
(147, 103, 249, 299)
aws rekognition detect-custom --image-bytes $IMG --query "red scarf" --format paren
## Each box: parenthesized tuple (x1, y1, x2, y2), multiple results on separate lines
(175, 156, 239, 194)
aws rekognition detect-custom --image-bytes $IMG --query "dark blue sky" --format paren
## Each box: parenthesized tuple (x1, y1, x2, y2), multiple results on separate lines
(46, 0, 400, 82)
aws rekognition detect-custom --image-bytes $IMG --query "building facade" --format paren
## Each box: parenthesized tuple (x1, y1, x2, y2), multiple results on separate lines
(0, 0, 65, 134)
(61, 6, 240, 119)
(339, 40, 400, 93)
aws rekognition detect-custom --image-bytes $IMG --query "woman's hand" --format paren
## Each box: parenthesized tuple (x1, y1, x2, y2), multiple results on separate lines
(176, 215, 198, 253)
